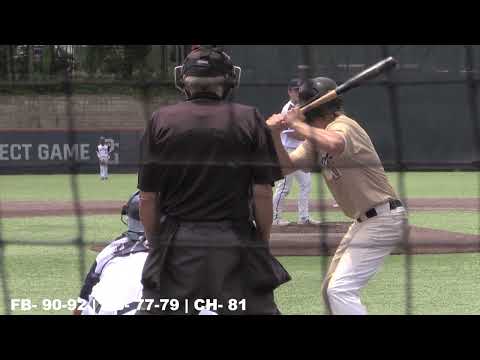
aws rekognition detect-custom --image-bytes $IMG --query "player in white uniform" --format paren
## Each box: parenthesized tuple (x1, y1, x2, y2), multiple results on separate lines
(96, 137, 112, 181)
(75, 192, 148, 315)
(273, 79, 320, 226)
(74, 191, 219, 316)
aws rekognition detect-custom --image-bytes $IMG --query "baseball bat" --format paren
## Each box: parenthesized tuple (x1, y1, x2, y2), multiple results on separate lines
(299, 56, 398, 114)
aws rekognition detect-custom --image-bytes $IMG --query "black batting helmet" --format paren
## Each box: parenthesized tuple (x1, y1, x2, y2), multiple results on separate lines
(174, 45, 242, 98)
(299, 77, 343, 121)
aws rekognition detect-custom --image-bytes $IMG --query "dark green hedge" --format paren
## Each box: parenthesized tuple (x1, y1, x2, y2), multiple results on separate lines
(0, 81, 179, 98)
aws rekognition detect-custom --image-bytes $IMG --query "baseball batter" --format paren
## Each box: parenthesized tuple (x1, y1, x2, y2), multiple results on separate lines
(97, 136, 112, 181)
(75, 192, 148, 315)
(267, 77, 409, 315)
(273, 79, 319, 226)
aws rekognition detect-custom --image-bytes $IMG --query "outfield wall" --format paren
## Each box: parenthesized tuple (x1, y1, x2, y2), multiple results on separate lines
(0, 127, 477, 174)
(0, 95, 179, 129)
(0, 128, 143, 174)
(1, 46, 480, 172)
(226, 45, 480, 170)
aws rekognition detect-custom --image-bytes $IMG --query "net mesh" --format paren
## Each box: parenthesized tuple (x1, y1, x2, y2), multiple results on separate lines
(0, 45, 478, 315)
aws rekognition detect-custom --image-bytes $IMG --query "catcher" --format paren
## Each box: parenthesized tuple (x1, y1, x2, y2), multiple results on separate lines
(267, 77, 409, 315)
(74, 191, 148, 315)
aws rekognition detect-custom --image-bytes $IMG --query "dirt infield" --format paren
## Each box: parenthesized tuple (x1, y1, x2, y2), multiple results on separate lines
(269, 223, 480, 256)
(1, 198, 478, 255)
(0, 200, 124, 218)
(1, 198, 477, 218)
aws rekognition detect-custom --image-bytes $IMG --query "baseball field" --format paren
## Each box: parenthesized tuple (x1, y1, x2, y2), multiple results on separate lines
(0, 171, 478, 315)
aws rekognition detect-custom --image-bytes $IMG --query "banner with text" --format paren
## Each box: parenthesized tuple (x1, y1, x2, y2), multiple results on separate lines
(0, 129, 144, 174)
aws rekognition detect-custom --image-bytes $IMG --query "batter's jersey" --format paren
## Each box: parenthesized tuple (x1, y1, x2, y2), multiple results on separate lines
(97, 144, 111, 158)
(78, 236, 148, 315)
(290, 114, 398, 219)
(280, 101, 302, 149)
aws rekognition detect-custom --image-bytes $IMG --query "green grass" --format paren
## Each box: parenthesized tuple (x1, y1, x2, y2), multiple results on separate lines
(275, 254, 480, 315)
(0, 172, 478, 315)
(1, 251, 478, 315)
(1, 215, 125, 244)
(0, 210, 478, 315)
(407, 211, 479, 235)
(289, 171, 479, 199)
(0, 172, 478, 202)
(1, 245, 96, 315)
(1, 209, 477, 246)
(0, 174, 138, 202)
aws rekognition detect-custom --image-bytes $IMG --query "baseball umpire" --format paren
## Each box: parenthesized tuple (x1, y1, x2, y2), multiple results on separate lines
(267, 77, 409, 315)
(136, 45, 290, 315)
(74, 191, 148, 315)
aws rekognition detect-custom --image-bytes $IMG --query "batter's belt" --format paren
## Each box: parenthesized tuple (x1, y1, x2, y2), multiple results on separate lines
(357, 199, 404, 223)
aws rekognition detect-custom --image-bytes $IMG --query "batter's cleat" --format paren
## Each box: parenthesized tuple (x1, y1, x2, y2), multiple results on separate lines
(332, 202, 339, 208)
(298, 218, 322, 226)
(272, 219, 292, 226)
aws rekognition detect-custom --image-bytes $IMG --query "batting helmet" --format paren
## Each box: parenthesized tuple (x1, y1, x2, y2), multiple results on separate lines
(299, 77, 343, 121)
(121, 191, 144, 241)
(174, 45, 242, 99)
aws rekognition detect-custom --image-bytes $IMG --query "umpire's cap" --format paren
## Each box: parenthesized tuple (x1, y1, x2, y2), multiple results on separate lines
(183, 46, 235, 78)
(174, 46, 242, 94)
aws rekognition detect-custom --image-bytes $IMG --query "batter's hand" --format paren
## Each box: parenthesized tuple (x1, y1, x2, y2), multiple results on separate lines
(266, 114, 287, 134)
(285, 107, 306, 128)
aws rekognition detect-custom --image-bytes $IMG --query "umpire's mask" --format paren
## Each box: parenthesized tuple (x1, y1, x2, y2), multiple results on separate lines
(174, 45, 242, 100)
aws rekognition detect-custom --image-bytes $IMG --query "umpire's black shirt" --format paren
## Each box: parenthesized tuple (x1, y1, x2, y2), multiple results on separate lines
(138, 94, 281, 221)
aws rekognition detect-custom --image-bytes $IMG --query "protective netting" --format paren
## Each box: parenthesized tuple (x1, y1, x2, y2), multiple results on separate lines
(379, 44, 412, 314)
(0, 45, 479, 315)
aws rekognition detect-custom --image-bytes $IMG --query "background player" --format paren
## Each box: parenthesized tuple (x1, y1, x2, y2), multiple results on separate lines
(74, 191, 148, 315)
(96, 136, 113, 181)
(267, 77, 408, 315)
(273, 79, 319, 226)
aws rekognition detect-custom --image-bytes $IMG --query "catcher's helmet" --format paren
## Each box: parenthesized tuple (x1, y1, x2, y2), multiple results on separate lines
(121, 191, 144, 240)
(174, 45, 242, 98)
(299, 77, 343, 121)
